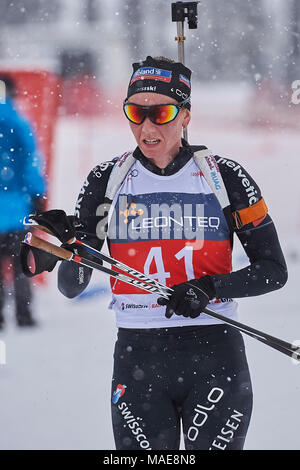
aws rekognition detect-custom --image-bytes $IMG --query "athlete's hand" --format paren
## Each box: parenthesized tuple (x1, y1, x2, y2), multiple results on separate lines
(21, 209, 77, 277)
(27, 209, 76, 243)
(20, 243, 62, 277)
(157, 276, 216, 319)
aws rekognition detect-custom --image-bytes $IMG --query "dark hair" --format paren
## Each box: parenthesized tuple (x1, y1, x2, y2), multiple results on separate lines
(152, 56, 175, 64)
(0, 75, 16, 98)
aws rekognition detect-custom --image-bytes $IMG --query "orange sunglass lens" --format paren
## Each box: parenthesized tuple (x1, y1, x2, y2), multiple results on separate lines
(124, 104, 144, 124)
(151, 105, 178, 124)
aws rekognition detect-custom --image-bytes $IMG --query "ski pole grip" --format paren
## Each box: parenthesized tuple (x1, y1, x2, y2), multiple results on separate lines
(24, 233, 74, 261)
(30, 224, 75, 244)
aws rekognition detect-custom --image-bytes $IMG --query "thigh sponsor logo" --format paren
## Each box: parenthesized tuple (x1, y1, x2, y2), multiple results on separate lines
(117, 401, 152, 450)
(209, 409, 244, 450)
(112, 384, 127, 404)
(187, 387, 224, 442)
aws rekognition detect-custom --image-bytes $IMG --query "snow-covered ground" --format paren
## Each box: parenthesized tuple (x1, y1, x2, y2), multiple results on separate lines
(1, 257, 299, 450)
(0, 86, 299, 450)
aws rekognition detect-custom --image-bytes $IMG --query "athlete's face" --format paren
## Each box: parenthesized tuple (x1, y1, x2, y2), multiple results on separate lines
(127, 93, 190, 168)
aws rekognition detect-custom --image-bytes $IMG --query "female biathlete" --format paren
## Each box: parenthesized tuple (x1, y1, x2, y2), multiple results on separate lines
(21, 56, 287, 450)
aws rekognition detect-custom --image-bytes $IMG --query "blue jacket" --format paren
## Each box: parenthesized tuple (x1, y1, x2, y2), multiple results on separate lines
(0, 98, 46, 232)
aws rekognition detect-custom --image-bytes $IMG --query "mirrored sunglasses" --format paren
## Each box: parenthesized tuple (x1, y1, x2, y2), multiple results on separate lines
(123, 97, 190, 125)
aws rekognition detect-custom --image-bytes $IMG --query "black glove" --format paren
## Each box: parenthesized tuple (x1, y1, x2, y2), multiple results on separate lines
(157, 276, 216, 319)
(20, 243, 61, 277)
(28, 209, 76, 244)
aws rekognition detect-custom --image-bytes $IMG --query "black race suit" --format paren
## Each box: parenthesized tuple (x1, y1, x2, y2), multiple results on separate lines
(58, 142, 287, 450)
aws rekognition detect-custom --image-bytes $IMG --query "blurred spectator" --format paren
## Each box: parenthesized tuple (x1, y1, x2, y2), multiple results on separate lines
(0, 75, 46, 329)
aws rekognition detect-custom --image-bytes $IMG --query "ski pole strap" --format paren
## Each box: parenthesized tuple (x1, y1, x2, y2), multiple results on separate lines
(232, 197, 268, 229)
(24, 232, 74, 261)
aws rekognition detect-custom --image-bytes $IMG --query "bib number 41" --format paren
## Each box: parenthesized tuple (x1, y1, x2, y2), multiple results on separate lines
(144, 245, 195, 285)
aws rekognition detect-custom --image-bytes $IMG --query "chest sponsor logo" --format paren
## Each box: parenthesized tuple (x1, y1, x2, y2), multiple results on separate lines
(120, 202, 144, 223)
(105, 196, 222, 241)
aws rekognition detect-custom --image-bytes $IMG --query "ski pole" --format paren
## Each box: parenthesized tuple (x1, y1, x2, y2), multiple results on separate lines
(23, 231, 300, 361)
(23, 216, 173, 294)
(23, 233, 170, 299)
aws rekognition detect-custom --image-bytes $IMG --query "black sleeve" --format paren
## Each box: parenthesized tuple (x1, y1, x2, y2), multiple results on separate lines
(57, 161, 115, 298)
(210, 157, 288, 299)
(58, 261, 93, 299)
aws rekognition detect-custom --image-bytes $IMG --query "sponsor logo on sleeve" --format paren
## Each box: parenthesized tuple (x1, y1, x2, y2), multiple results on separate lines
(216, 157, 259, 205)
